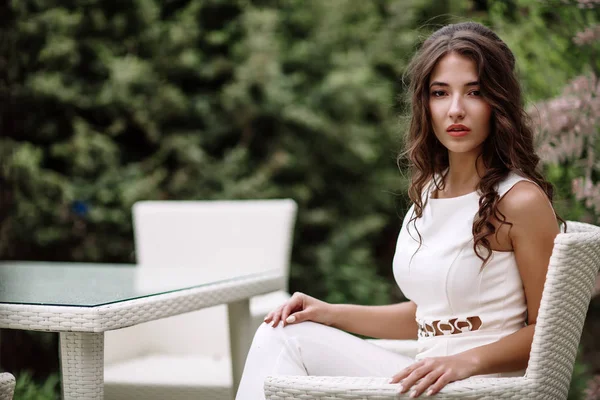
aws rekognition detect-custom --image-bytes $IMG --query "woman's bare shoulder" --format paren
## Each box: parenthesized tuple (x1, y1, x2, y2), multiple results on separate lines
(497, 180, 558, 238)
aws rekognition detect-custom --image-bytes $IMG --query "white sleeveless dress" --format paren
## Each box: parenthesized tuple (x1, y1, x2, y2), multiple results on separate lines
(393, 171, 536, 377)
(236, 171, 542, 398)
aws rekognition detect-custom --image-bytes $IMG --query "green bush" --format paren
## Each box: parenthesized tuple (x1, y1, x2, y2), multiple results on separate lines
(4, 0, 597, 304)
(569, 349, 593, 400)
(1, 0, 470, 305)
(14, 372, 59, 400)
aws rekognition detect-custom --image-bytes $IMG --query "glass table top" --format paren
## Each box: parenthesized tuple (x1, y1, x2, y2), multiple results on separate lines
(0, 261, 271, 307)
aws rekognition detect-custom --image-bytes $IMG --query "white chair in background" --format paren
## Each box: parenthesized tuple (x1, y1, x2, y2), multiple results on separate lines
(103, 199, 297, 400)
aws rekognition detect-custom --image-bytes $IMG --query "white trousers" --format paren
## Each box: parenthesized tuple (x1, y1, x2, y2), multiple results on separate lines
(235, 321, 415, 399)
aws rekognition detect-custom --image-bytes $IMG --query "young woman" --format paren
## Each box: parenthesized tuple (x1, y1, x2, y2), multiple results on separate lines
(236, 21, 561, 399)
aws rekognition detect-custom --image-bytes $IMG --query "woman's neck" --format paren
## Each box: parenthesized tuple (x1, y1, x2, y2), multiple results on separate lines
(440, 151, 486, 197)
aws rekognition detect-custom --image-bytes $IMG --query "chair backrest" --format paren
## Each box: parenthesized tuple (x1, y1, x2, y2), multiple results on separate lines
(526, 221, 600, 398)
(105, 199, 297, 363)
(133, 199, 297, 285)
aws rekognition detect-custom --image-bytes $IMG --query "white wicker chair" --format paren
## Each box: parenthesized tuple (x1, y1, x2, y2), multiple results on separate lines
(103, 199, 297, 400)
(264, 221, 600, 399)
(0, 373, 15, 400)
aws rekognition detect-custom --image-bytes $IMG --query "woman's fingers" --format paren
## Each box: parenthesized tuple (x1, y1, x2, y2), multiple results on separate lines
(285, 309, 311, 324)
(392, 356, 471, 397)
(395, 363, 430, 393)
(264, 308, 278, 323)
(280, 303, 295, 326)
(271, 311, 282, 327)
(390, 360, 421, 384)
(263, 312, 273, 323)
(424, 372, 452, 396)
(408, 369, 444, 398)
(265, 292, 309, 328)
(281, 293, 304, 326)
(269, 307, 284, 327)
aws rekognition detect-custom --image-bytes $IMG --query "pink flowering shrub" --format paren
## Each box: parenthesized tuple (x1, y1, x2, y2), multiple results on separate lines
(572, 0, 600, 9)
(574, 25, 600, 45)
(531, 24, 600, 224)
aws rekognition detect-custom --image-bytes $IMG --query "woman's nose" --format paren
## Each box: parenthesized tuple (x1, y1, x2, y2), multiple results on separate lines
(448, 95, 465, 120)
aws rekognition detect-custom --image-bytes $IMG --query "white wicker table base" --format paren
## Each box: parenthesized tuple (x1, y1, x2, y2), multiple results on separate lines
(57, 300, 252, 400)
(60, 332, 104, 399)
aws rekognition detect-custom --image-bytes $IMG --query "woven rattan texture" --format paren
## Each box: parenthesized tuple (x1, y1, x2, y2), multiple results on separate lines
(526, 221, 600, 398)
(60, 332, 104, 400)
(0, 271, 283, 332)
(264, 376, 530, 399)
(0, 373, 15, 400)
(263, 221, 600, 400)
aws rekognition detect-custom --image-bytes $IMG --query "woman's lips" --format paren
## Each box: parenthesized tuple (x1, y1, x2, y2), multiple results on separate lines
(447, 129, 469, 137)
(446, 124, 470, 137)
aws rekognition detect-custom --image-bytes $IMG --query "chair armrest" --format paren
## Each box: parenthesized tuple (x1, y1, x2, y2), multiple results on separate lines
(264, 375, 529, 399)
(0, 372, 15, 400)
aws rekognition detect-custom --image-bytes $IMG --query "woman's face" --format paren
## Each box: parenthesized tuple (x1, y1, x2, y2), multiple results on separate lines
(428, 52, 492, 156)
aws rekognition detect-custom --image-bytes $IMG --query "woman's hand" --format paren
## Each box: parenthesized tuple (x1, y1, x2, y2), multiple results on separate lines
(264, 292, 334, 327)
(389, 354, 478, 397)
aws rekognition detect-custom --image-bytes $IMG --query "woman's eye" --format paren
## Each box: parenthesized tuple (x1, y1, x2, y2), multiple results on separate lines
(431, 90, 446, 97)
(469, 90, 481, 96)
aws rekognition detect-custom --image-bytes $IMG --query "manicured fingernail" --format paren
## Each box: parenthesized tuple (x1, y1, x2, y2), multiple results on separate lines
(426, 390, 433, 396)
(398, 384, 404, 392)
(286, 315, 296, 323)
(410, 389, 418, 398)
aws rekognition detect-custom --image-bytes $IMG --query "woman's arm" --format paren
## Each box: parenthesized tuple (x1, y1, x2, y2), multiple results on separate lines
(266, 293, 418, 340)
(329, 301, 418, 340)
(456, 181, 559, 374)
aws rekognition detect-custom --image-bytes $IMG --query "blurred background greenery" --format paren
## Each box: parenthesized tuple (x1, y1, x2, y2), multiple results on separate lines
(1, 0, 599, 398)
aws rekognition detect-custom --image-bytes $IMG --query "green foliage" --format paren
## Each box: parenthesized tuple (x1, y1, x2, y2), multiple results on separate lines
(544, 163, 590, 222)
(14, 372, 59, 400)
(2, 0, 597, 304)
(569, 349, 593, 400)
(475, 0, 600, 102)
(1, 0, 468, 305)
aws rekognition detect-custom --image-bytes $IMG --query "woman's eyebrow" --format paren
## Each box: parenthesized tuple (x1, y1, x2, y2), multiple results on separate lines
(429, 80, 480, 88)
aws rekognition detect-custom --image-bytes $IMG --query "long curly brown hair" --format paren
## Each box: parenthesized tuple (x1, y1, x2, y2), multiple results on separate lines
(400, 21, 564, 265)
